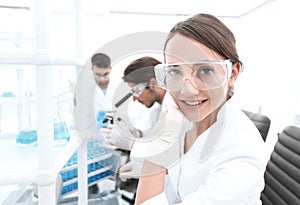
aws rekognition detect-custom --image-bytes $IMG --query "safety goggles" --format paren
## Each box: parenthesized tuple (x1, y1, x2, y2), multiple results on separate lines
(154, 59, 232, 91)
(131, 82, 148, 97)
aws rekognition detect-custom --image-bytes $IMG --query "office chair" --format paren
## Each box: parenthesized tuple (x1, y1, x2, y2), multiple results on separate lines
(242, 110, 271, 141)
(261, 125, 300, 204)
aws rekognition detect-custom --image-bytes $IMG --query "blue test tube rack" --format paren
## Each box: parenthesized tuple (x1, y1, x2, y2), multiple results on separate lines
(60, 138, 115, 196)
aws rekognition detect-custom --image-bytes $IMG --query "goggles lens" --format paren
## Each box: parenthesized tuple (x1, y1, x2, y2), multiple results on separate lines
(154, 59, 232, 91)
(131, 82, 148, 97)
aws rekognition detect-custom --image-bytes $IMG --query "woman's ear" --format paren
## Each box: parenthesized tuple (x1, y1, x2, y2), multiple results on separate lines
(228, 62, 241, 86)
(230, 62, 241, 81)
(227, 62, 241, 96)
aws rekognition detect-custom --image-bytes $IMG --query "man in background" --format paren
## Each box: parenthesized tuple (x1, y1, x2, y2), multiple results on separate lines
(102, 56, 174, 204)
(90, 53, 117, 194)
(91, 53, 117, 116)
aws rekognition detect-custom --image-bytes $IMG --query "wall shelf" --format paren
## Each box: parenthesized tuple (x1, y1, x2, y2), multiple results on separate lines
(0, 133, 80, 185)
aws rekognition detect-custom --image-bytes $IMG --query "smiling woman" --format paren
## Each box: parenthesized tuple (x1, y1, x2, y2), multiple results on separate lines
(134, 13, 267, 205)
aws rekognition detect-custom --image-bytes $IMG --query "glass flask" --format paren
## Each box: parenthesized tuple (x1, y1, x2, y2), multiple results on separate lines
(16, 83, 37, 147)
(16, 92, 70, 147)
(53, 99, 70, 145)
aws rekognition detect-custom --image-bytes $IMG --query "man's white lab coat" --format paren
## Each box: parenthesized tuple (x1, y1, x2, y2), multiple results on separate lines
(141, 96, 268, 205)
(138, 92, 175, 134)
(94, 85, 117, 116)
(129, 92, 175, 149)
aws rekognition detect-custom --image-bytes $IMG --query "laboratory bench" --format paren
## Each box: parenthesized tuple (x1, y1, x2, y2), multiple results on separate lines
(0, 133, 121, 205)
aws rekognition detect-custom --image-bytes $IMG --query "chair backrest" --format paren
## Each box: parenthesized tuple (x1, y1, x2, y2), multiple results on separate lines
(261, 125, 300, 204)
(243, 110, 271, 141)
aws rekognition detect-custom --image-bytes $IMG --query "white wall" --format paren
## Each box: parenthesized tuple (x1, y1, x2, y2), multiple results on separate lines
(232, 0, 300, 154)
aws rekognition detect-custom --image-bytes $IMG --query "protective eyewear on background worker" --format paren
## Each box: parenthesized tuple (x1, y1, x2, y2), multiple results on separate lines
(114, 82, 149, 108)
(131, 82, 148, 97)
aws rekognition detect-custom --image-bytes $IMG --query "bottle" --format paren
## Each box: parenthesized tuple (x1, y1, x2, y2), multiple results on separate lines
(16, 83, 37, 147)
(53, 99, 70, 145)
(16, 129, 38, 147)
(17, 119, 70, 147)
(53, 120, 70, 145)
(16, 94, 71, 147)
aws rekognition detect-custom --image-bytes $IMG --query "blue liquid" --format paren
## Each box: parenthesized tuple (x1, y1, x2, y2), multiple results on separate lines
(53, 121, 70, 145)
(59, 140, 116, 196)
(16, 121, 70, 147)
(16, 130, 38, 147)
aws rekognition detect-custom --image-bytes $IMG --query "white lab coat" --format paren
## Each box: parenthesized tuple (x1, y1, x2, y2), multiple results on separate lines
(94, 84, 117, 116)
(115, 93, 173, 135)
(129, 93, 175, 159)
(147, 93, 174, 129)
(128, 101, 160, 132)
(141, 96, 268, 205)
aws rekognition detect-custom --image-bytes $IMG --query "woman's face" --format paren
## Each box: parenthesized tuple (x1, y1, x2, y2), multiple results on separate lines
(165, 34, 231, 123)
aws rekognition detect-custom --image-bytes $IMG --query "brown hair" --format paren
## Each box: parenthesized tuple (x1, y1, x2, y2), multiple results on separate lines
(164, 13, 242, 66)
(91, 53, 111, 68)
(123, 56, 161, 84)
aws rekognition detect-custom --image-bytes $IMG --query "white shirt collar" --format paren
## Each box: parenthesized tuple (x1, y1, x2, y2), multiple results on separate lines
(196, 96, 239, 162)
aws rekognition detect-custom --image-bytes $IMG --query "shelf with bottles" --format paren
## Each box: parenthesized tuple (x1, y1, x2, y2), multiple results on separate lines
(0, 92, 19, 104)
(0, 92, 74, 135)
(0, 131, 80, 185)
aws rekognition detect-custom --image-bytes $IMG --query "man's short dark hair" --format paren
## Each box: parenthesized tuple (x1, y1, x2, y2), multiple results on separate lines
(91, 53, 111, 68)
(123, 56, 161, 84)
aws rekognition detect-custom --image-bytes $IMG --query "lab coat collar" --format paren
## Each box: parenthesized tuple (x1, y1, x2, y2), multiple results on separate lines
(197, 96, 238, 162)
